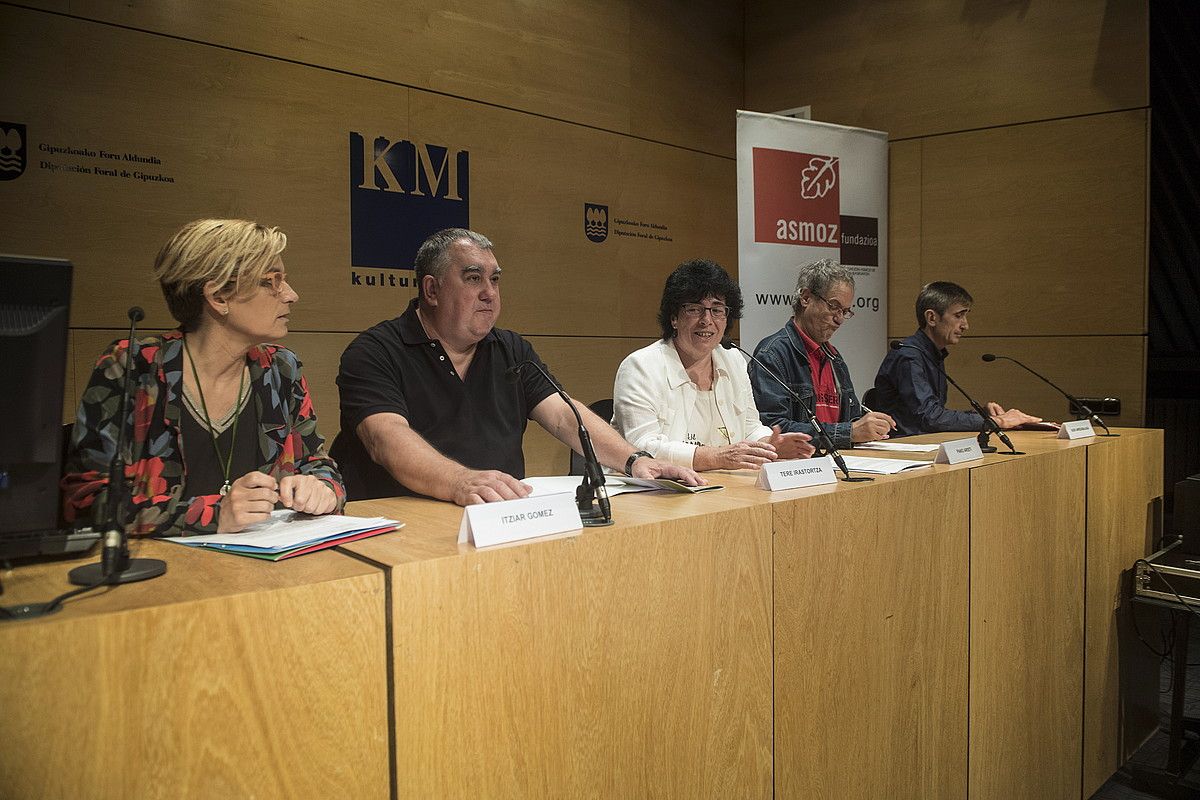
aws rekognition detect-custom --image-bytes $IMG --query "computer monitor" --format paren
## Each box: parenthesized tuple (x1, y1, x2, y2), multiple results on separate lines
(0, 255, 97, 560)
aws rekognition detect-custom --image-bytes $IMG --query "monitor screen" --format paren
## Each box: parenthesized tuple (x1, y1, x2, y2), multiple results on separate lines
(0, 254, 73, 558)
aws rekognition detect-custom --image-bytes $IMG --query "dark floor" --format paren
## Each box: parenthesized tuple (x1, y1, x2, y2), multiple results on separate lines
(1090, 609, 1200, 800)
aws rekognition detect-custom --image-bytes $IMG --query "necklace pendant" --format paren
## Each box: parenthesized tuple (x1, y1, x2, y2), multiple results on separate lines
(219, 481, 231, 497)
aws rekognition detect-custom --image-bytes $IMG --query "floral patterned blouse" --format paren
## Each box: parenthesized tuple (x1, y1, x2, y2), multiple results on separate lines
(62, 330, 346, 537)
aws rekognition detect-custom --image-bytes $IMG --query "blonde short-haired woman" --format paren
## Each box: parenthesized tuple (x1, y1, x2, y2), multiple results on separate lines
(63, 219, 345, 536)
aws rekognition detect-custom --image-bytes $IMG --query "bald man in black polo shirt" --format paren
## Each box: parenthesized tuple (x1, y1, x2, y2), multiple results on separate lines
(333, 228, 703, 504)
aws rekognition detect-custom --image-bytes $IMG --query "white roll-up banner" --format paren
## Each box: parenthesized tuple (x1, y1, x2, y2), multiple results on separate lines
(736, 111, 888, 397)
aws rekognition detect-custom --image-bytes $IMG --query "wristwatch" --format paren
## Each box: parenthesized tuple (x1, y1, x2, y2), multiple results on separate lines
(624, 450, 653, 476)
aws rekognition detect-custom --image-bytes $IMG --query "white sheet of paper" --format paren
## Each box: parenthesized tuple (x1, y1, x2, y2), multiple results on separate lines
(934, 437, 984, 465)
(522, 476, 721, 496)
(853, 441, 940, 453)
(614, 477, 724, 493)
(522, 475, 655, 498)
(1058, 419, 1096, 440)
(756, 455, 837, 491)
(457, 492, 583, 548)
(841, 455, 934, 475)
(165, 510, 399, 549)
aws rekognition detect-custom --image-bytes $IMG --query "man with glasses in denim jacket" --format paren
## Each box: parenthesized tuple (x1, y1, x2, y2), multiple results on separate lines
(750, 259, 896, 449)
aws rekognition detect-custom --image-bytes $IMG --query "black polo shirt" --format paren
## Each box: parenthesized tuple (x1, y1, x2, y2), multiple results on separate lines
(333, 299, 558, 500)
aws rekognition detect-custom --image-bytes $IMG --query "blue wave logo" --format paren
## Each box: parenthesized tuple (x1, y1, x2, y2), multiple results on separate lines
(584, 203, 608, 243)
(0, 122, 26, 181)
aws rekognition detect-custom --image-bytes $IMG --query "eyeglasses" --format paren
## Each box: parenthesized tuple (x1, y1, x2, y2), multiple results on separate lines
(259, 271, 290, 295)
(679, 303, 729, 320)
(811, 291, 855, 319)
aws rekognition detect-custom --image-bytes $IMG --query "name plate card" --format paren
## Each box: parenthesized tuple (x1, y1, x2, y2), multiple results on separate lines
(934, 437, 984, 465)
(1058, 419, 1096, 440)
(457, 492, 583, 548)
(756, 455, 837, 491)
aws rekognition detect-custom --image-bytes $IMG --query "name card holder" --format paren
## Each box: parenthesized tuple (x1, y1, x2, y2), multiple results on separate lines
(934, 437, 984, 465)
(756, 455, 837, 491)
(1058, 419, 1097, 439)
(458, 492, 583, 548)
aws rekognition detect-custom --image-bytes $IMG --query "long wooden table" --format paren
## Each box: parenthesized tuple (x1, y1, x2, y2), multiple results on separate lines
(344, 427, 1162, 800)
(0, 428, 1162, 799)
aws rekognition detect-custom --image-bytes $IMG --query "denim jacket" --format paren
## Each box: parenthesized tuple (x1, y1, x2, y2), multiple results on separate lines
(749, 321, 863, 450)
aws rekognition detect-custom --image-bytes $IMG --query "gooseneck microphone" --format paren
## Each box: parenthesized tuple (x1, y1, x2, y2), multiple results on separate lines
(889, 341, 1023, 455)
(507, 359, 613, 526)
(980, 353, 1115, 436)
(722, 339, 871, 482)
(68, 307, 168, 587)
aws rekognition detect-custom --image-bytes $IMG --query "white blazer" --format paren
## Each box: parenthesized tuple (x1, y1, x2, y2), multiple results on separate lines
(611, 338, 772, 467)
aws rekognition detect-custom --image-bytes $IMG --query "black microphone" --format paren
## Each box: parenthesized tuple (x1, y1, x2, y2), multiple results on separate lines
(508, 360, 612, 526)
(68, 306, 167, 587)
(980, 353, 1114, 435)
(722, 339, 870, 482)
(889, 341, 1021, 455)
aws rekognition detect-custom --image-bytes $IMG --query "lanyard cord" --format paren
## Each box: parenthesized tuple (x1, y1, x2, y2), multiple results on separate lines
(183, 337, 246, 496)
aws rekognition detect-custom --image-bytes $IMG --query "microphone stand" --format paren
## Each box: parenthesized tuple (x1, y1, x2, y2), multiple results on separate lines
(981, 353, 1117, 436)
(725, 340, 871, 482)
(69, 307, 168, 587)
(890, 341, 1023, 455)
(509, 360, 613, 526)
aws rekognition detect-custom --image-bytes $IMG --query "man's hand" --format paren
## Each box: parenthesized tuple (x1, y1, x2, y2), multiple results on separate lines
(989, 405, 1043, 429)
(764, 426, 815, 460)
(451, 467, 532, 506)
(850, 411, 896, 443)
(694, 440, 777, 471)
(279, 475, 338, 516)
(631, 457, 706, 486)
(218, 471, 279, 533)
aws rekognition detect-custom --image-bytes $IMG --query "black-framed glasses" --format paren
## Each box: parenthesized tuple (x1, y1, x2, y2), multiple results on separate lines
(811, 291, 855, 319)
(680, 302, 729, 320)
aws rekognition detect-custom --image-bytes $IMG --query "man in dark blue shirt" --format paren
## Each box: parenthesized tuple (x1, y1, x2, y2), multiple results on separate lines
(872, 281, 1040, 436)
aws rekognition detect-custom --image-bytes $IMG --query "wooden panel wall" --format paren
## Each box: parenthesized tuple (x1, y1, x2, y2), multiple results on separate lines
(747, 0, 1150, 430)
(744, 0, 1146, 141)
(919, 111, 1148, 337)
(2, 4, 740, 476)
(17, 3, 1153, 461)
(886, 114, 1148, 429)
(20, 0, 742, 156)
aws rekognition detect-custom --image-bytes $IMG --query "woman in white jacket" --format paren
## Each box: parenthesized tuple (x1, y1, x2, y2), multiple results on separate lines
(612, 260, 814, 471)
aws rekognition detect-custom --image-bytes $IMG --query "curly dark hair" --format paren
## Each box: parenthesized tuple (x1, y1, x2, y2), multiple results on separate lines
(657, 259, 743, 340)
